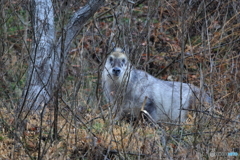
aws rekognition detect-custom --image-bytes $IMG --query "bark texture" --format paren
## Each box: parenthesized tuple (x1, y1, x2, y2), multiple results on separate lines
(18, 0, 104, 115)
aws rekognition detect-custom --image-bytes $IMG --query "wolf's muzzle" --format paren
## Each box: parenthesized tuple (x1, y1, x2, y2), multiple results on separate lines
(112, 67, 121, 76)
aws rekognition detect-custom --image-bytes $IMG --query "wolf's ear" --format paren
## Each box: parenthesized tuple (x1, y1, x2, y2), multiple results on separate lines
(114, 47, 124, 53)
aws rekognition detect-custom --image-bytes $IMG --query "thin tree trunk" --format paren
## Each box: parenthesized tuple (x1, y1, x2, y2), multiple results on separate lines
(0, 0, 7, 56)
(17, 0, 104, 118)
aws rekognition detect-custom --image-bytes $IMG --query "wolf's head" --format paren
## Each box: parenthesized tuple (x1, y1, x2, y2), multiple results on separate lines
(104, 48, 130, 80)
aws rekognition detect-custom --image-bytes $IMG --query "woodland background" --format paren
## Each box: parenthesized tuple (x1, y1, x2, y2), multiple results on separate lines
(0, 0, 240, 159)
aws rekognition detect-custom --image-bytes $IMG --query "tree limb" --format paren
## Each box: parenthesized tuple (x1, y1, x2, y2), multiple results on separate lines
(18, 0, 105, 116)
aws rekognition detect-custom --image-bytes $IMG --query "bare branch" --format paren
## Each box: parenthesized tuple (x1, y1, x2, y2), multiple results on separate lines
(18, 0, 105, 114)
(58, 0, 105, 54)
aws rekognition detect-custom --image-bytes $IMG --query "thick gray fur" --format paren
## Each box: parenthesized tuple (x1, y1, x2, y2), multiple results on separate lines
(102, 48, 212, 122)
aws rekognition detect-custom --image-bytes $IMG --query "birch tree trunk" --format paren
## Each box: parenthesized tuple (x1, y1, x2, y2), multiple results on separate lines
(17, 0, 104, 116)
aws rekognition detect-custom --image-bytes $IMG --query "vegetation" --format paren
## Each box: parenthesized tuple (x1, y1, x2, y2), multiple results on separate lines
(0, 0, 239, 159)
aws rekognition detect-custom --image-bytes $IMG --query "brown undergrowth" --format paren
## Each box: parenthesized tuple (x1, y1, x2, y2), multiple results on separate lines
(0, 104, 239, 159)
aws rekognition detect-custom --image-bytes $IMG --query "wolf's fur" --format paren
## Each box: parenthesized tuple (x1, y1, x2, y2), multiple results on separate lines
(102, 48, 212, 122)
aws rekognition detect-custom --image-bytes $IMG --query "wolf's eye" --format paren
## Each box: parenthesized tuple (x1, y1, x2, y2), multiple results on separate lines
(109, 57, 114, 66)
(122, 58, 126, 63)
(109, 57, 114, 64)
(109, 57, 113, 62)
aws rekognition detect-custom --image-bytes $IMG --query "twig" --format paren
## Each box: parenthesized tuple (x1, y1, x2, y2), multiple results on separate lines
(133, 0, 147, 7)
(155, 38, 240, 77)
(140, 108, 173, 160)
(172, 129, 240, 139)
(60, 97, 98, 138)
(107, 149, 149, 157)
(181, 108, 240, 123)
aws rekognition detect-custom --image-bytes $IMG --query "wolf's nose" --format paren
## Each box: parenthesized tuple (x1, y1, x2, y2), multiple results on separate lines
(112, 67, 121, 76)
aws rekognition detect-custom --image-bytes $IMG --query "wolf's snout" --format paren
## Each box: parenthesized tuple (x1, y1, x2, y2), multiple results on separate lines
(112, 67, 121, 76)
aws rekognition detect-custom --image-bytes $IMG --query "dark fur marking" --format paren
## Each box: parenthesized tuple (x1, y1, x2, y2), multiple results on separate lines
(131, 69, 138, 82)
(113, 58, 123, 68)
(144, 98, 156, 115)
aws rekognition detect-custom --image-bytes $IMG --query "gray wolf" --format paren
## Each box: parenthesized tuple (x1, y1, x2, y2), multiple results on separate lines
(102, 48, 213, 123)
